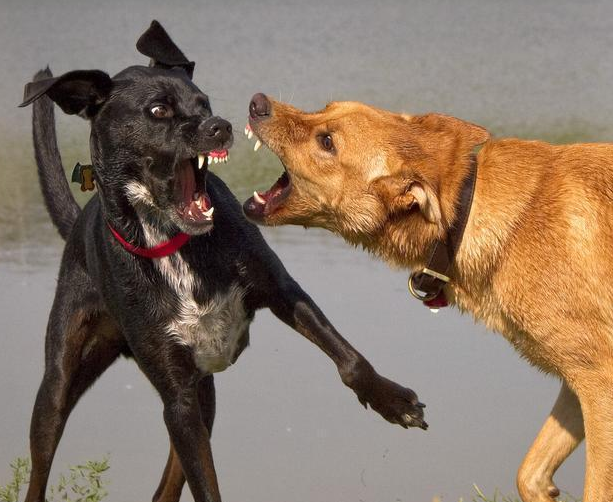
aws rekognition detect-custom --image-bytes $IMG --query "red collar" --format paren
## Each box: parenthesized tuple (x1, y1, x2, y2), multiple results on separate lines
(107, 223, 190, 259)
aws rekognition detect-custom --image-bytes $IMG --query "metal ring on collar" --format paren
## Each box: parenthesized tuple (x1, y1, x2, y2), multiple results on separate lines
(408, 272, 440, 302)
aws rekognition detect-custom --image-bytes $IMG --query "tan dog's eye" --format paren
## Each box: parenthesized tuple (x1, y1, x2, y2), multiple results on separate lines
(318, 134, 335, 152)
(150, 104, 174, 119)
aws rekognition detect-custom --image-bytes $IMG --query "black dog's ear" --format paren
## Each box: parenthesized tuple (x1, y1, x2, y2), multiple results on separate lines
(19, 69, 113, 117)
(136, 20, 195, 79)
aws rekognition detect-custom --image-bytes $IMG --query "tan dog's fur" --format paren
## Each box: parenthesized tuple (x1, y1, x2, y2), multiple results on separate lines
(246, 99, 613, 502)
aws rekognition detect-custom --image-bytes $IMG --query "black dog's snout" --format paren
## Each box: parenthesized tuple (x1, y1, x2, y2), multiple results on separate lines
(200, 117, 232, 139)
(249, 93, 270, 120)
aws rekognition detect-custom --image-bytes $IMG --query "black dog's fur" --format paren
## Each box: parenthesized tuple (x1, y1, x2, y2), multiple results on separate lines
(20, 21, 426, 502)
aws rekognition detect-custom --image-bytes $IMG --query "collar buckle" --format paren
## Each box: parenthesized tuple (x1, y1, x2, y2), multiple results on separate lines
(408, 268, 450, 302)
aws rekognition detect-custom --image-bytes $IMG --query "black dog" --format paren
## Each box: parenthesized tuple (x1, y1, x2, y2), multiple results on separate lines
(19, 21, 426, 502)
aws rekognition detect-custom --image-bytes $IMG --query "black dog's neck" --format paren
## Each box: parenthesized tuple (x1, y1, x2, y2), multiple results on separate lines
(95, 175, 178, 249)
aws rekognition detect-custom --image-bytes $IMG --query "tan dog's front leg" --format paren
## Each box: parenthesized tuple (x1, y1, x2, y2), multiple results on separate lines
(517, 382, 584, 502)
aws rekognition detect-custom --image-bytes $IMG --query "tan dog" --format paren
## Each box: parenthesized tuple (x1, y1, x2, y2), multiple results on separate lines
(241, 94, 613, 502)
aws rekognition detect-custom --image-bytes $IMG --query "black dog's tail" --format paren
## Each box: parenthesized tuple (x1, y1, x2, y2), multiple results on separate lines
(31, 68, 81, 240)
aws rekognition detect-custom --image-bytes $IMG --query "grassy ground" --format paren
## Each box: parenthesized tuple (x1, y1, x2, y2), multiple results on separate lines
(2, 456, 580, 502)
(432, 484, 580, 502)
(0, 457, 109, 502)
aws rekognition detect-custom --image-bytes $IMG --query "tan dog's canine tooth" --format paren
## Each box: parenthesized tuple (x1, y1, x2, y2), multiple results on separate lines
(253, 191, 265, 204)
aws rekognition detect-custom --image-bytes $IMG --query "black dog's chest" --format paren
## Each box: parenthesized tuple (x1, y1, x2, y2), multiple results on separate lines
(152, 252, 251, 373)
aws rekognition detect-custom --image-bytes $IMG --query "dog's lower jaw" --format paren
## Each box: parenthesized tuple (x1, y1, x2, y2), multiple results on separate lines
(124, 180, 215, 236)
(169, 212, 214, 236)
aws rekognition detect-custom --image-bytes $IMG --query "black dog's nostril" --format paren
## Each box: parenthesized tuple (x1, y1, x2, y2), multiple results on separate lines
(249, 93, 270, 120)
(201, 117, 233, 139)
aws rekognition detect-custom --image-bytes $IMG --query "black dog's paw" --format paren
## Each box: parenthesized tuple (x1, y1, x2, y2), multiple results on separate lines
(355, 373, 428, 430)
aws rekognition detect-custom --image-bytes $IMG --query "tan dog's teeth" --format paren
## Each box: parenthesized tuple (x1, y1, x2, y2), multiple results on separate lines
(198, 154, 205, 170)
(247, 130, 254, 140)
(207, 155, 213, 164)
(253, 191, 266, 204)
(254, 140, 262, 152)
(244, 127, 249, 135)
(204, 207, 214, 217)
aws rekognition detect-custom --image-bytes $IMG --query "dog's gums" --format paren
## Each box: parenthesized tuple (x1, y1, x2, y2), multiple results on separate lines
(242, 124, 292, 219)
(175, 150, 227, 225)
(245, 171, 291, 218)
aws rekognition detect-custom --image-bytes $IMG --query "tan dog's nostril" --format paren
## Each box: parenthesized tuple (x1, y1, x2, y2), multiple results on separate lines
(249, 93, 270, 119)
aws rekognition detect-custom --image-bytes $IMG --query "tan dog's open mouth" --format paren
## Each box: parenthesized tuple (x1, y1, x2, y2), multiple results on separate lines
(246, 170, 292, 219)
(242, 124, 293, 220)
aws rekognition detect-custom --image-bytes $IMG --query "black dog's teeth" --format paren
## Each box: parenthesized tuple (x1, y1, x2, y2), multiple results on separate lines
(188, 155, 207, 171)
(197, 154, 206, 169)
(191, 157, 201, 171)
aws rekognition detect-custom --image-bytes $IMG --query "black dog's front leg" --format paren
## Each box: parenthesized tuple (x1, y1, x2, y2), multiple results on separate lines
(267, 275, 428, 430)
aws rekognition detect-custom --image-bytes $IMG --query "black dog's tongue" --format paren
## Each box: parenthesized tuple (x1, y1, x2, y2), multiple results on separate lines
(175, 159, 213, 223)
(178, 159, 196, 205)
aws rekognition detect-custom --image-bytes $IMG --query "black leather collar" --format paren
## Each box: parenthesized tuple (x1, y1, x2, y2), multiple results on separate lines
(408, 153, 478, 309)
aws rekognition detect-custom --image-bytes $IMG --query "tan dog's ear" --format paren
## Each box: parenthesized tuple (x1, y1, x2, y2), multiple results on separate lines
(370, 176, 441, 224)
(418, 113, 490, 147)
(409, 181, 441, 224)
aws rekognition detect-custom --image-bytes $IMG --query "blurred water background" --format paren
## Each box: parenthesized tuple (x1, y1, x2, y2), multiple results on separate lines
(3, 0, 611, 500)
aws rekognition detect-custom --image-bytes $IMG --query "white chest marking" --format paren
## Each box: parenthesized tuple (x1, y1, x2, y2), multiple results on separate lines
(142, 223, 250, 374)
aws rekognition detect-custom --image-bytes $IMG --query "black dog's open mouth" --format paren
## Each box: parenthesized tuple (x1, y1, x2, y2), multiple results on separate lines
(175, 150, 227, 225)
(242, 124, 292, 219)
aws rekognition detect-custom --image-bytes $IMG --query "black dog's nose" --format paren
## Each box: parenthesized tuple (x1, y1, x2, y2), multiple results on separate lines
(201, 116, 232, 138)
(249, 93, 270, 120)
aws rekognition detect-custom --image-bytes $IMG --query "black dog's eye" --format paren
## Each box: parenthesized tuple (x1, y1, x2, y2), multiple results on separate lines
(150, 104, 174, 119)
(197, 96, 211, 111)
(318, 134, 334, 152)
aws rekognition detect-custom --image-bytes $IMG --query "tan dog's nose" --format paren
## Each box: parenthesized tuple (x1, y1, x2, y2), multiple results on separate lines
(249, 93, 270, 119)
